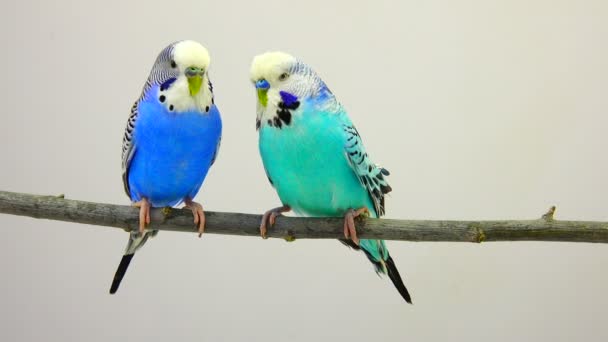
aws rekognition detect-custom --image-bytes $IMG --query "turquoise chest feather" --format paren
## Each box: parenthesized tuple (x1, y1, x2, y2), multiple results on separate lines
(259, 100, 375, 218)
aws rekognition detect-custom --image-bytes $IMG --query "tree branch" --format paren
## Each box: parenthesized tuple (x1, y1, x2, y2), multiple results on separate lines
(0, 190, 607, 243)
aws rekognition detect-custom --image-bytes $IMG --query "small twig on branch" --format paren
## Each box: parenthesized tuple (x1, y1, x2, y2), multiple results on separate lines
(542, 206, 556, 222)
(0, 190, 607, 243)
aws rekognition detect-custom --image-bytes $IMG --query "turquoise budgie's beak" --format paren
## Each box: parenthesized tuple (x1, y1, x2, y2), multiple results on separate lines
(186, 66, 204, 96)
(256, 79, 270, 107)
(256, 79, 270, 89)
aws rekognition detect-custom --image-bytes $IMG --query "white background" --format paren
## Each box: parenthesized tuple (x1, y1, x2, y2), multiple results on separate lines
(1, 1, 607, 341)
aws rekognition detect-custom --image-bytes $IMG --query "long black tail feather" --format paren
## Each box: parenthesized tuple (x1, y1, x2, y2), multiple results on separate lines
(385, 255, 412, 304)
(109, 254, 134, 294)
(340, 240, 413, 303)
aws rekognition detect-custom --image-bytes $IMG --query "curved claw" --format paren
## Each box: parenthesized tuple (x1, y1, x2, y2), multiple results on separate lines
(133, 199, 151, 234)
(343, 207, 369, 246)
(260, 205, 291, 239)
(185, 199, 206, 237)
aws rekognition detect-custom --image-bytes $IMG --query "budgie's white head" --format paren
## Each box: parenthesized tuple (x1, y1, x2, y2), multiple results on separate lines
(250, 51, 337, 129)
(141, 40, 214, 113)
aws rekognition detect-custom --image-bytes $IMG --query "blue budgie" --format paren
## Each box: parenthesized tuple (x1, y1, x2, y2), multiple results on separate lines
(250, 52, 411, 303)
(111, 40, 222, 294)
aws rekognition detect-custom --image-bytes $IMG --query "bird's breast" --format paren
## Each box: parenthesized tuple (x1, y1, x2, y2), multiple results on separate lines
(258, 111, 369, 216)
(128, 100, 222, 206)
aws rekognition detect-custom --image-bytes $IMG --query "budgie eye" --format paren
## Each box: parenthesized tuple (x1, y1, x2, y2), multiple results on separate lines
(170, 60, 177, 68)
(279, 72, 289, 81)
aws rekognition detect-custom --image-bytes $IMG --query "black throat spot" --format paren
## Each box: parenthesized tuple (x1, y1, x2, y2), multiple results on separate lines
(275, 99, 299, 127)
(264, 100, 300, 130)
(277, 108, 292, 126)
(273, 116, 282, 128)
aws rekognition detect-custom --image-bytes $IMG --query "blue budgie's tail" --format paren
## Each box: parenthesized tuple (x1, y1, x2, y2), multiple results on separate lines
(340, 239, 412, 304)
(110, 254, 134, 294)
(109, 230, 157, 294)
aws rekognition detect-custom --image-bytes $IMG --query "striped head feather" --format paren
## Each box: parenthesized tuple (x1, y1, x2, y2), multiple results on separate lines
(140, 40, 214, 113)
(250, 51, 338, 128)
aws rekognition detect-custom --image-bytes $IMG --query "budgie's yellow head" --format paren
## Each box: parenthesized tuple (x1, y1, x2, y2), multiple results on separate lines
(142, 40, 214, 113)
(250, 51, 336, 130)
(172, 40, 210, 73)
(250, 52, 297, 107)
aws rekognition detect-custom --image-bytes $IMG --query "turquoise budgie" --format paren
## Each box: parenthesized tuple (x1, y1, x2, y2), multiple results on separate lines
(250, 52, 411, 303)
(111, 40, 222, 294)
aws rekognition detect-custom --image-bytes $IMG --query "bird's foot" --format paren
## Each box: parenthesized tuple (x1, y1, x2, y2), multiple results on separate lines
(133, 198, 151, 234)
(343, 207, 370, 246)
(184, 199, 206, 237)
(260, 205, 291, 239)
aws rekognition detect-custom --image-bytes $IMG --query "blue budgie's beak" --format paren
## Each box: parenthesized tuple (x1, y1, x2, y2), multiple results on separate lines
(256, 79, 270, 106)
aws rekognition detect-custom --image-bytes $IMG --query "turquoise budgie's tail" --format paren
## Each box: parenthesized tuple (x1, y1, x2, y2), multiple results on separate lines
(341, 239, 412, 303)
(384, 255, 412, 304)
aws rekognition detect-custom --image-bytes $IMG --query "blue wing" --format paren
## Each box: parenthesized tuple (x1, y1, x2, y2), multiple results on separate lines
(121, 101, 139, 198)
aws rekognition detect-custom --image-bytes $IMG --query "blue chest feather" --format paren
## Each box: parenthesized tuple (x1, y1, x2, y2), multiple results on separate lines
(128, 95, 222, 207)
(259, 100, 375, 217)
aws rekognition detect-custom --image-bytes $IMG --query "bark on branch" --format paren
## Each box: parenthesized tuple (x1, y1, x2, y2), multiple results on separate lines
(0, 190, 607, 243)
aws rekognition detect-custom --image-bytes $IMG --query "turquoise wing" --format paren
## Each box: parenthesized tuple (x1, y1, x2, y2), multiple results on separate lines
(342, 122, 392, 218)
(339, 118, 412, 303)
